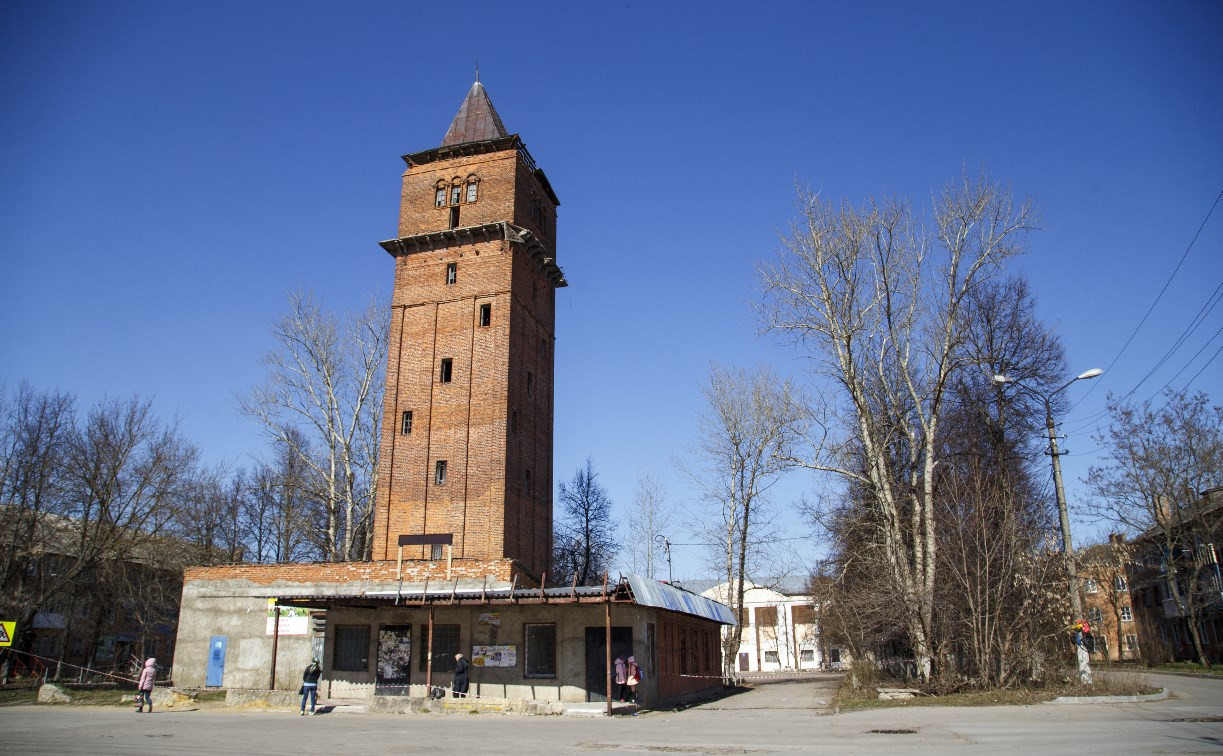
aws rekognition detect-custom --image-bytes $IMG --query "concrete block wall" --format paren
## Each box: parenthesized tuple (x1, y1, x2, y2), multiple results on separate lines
(173, 560, 523, 690)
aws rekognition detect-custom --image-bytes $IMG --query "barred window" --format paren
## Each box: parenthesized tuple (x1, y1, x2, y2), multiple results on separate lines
(419, 624, 459, 673)
(524, 623, 556, 678)
(333, 625, 370, 671)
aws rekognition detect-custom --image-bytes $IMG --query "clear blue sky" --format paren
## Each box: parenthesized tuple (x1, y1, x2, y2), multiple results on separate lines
(2, 1, 1220, 579)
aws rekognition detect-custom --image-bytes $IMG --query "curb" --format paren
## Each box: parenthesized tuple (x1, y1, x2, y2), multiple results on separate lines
(1049, 687, 1168, 704)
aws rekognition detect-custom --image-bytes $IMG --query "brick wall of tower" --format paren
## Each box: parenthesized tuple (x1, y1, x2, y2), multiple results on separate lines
(372, 143, 558, 582)
(397, 151, 520, 237)
(505, 243, 555, 580)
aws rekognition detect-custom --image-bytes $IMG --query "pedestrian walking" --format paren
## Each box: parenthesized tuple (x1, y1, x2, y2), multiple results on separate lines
(135, 657, 156, 713)
(452, 653, 470, 698)
(614, 654, 628, 702)
(300, 657, 322, 715)
(625, 655, 641, 703)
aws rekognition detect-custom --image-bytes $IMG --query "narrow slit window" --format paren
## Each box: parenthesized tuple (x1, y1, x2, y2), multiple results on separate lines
(446, 263, 457, 285)
(526, 372, 533, 397)
(401, 410, 413, 435)
(435, 460, 447, 486)
(511, 410, 519, 433)
(440, 358, 453, 383)
(479, 303, 491, 327)
(525, 469, 533, 496)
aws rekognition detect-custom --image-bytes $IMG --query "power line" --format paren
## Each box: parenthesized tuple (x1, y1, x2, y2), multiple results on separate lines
(1064, 284, 1223, 434)
(1070, 185, 1223, 412)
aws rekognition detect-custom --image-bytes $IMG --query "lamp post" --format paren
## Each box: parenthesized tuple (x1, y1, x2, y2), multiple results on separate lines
(993, 367, 1102, 684)
(655, 535, 673, 584)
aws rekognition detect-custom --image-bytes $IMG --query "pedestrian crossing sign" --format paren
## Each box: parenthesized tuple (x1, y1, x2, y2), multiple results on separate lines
(0, 621, 14, 646)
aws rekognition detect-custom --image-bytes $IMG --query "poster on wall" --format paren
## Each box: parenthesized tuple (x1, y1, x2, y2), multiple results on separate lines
(471, 645, 516, 667)
(265, 603, 311, 635)
(478, 613, 501, 626)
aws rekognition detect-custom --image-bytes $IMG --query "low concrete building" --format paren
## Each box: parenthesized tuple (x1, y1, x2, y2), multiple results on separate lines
(173, 561, 733, 708)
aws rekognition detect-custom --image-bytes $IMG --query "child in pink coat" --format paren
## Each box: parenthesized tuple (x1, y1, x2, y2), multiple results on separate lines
(135, 658, 156, 713)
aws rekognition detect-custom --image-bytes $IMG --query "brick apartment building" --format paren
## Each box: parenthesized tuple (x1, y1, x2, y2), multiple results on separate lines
(171, 79, 733, 707)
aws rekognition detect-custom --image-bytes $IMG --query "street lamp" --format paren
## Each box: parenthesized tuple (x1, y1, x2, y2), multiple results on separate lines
(993, 367, 1102, 684)
(655, 535, 673, 584)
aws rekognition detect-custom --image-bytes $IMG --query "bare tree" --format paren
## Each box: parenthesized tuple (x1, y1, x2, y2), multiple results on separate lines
(243, 428, 319, 563)
(623, 472, 672, 579)
(1086, 390, 1223, 666)
(688, 363, 803, 678)
(759, 173, 1037, 681)
(1, 392, 199, 680)
(240, 291, 388, 561)
(0, 383, 76, 679)
(553, 458, 615, 586)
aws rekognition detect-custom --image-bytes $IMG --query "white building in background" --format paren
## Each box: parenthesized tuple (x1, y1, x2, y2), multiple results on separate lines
(689, 577, 837, 673)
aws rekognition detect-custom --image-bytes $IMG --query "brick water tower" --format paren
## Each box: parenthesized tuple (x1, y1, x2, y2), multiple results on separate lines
(371, 79, 565, 584)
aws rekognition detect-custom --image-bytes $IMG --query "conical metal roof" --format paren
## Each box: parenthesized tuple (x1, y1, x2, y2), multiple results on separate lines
(441, 81, 508, 147)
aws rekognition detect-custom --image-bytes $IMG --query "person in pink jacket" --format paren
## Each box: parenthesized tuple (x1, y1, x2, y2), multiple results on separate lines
(135, 658, 156, 713)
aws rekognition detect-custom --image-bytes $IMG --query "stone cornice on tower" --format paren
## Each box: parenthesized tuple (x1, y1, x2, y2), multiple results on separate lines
(379, 221, 567, 288)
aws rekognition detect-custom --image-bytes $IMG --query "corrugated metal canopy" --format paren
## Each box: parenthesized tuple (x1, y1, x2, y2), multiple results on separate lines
(266, 575, 735, 625)
(625, 575, 737, 625)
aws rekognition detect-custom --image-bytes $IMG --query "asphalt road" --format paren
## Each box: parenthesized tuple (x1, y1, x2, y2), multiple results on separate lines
(0, 672, 1219, 755)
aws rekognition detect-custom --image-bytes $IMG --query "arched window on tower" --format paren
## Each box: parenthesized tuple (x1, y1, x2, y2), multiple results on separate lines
(435, 181, 447, 208)
(450, 181, 463, 206)
(466, 175, 479, 203)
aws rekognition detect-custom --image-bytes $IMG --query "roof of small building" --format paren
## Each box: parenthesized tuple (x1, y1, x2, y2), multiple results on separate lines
(685, 575, 813, 597)
(271, 574, 735, 625)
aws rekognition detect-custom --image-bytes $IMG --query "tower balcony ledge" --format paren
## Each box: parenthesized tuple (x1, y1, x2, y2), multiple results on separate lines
(379, 221, 567, 288)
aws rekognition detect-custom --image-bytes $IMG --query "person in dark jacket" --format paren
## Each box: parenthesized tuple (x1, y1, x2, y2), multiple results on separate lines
(452, 653, 470, 698)
(135, 657, 156, 713)
(301, 658, 322, 715)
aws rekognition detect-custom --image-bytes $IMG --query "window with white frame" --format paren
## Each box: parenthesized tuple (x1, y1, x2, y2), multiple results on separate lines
(435, 460, 447, 486)
(1083, 578, 1098, 593)
(1088, 607, 1103, 624)
(1124, 634, 1139, 650)
(1120, 606, 1133, 622)
(799, 649, 815, 663)
(764, 650, 779, 664)
(1113, 576, 1128, 592)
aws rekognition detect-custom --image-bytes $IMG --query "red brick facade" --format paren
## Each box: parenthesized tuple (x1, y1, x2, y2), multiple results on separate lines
(370, 94, 562, 584)
(182, 558, 519, 586)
